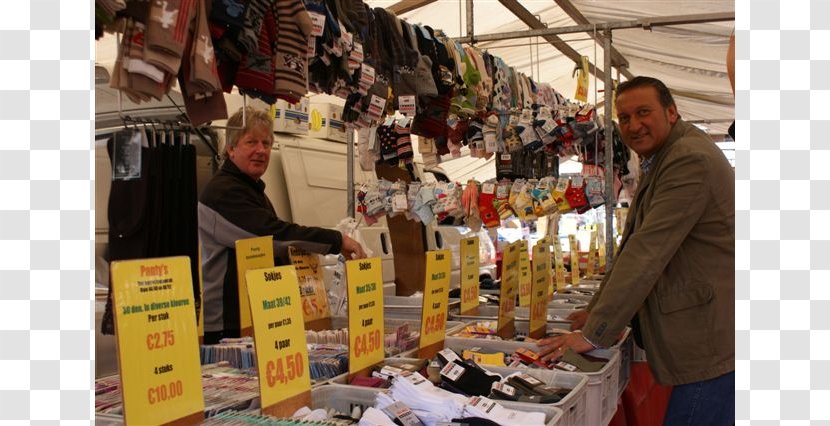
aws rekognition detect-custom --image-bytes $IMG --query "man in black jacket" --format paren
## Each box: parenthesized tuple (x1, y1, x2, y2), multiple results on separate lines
(199, 107, 365, 343)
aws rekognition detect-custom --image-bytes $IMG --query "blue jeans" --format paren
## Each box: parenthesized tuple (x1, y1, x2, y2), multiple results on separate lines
(663, 371, 735, 426)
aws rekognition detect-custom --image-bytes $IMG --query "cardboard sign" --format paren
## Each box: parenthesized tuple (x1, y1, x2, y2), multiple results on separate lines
(459, 237, 480, 315)
(553, 238, 566, 292)
(235, 236, 275, 336)
(246, 266, 312, 416)
(575, 56, 590, 102)
(110, 256, 205, 425)
(518, 240, 532, 307)
(586, 230, 598, 279)
(288, 246, 332, 329)
(568, 235, 580, 286)
(529, 239, 551, 339)
(419, 250, 451, 357)
(497, 242, 520, 339)
(347, 258, 385, 376)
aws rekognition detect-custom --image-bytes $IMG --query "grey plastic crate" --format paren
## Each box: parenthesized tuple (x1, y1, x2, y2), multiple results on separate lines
(443, 338, 621, 426)
(314, 383, 565, 425)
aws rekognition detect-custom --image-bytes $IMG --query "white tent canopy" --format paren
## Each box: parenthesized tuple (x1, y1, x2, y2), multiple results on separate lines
(367, 0, 735, 135)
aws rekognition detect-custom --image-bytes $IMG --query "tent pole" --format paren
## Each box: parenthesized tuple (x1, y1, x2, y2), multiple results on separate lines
(347, 127, 355, 219)
(466, 0, 474, 40)
(604, 28, 616, 268)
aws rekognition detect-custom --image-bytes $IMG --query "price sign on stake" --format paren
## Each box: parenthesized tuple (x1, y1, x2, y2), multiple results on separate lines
(518, 240, 532, 307)
(289, 246, 332, 330)
(235, 236, 275, 336)
(460, 237, 480, 315)
(586, 230, 597, 279)
(110, 256, 204, 425)
(529, 239, 551, 339)
(553, 238, 566, 292)
(246, 266, 311, 416)
(568, 235, 580, 286)
(419, 250, 451, 358)
(347, 258, 385, 377)
(498, 242, 520, 339)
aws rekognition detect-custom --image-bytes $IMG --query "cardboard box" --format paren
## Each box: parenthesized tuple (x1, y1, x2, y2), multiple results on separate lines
(309, 102, 350, 143)
(273, 98, 309, 135)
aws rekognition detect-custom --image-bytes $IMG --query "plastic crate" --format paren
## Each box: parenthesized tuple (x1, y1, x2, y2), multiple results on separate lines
(614, 327, 633, 398)
(486, 366, 589, 426)
(382, 296, 462, 320)
(448, 305, 572, 332)
(315, 382, 565, 425)
(443, 338, 620, 426)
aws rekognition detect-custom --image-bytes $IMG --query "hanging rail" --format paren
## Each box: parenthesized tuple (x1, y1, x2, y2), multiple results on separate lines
(452, 11, 734, 44)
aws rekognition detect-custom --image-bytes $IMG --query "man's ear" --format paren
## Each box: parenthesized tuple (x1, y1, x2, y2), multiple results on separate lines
(666, 104, 679, 124)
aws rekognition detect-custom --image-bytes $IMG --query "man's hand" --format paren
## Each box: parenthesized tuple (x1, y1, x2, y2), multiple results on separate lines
(567, 309, 589, 331)
(340, 234, 366, 259)
(537, 331, 595, 362)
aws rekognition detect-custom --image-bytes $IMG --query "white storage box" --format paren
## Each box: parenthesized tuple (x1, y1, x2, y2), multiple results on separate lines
(485, 365, 589, 426)
(309, 102, 350, 143)
(312, 383, 565, 425)
(444, 338, 621, 426)
(273, 98, 310, 135)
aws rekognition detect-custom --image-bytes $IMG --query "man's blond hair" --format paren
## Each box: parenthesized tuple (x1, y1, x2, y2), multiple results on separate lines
(221, 107, 273, 160)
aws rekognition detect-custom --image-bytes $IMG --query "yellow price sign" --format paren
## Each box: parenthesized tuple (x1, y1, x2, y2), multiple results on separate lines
(246, 266, 311, 416)
(529, 239, 551, 339)
(419, 250, 451, 355)
(568, 235, 580, 286)
(586, 230, 597, 279)
(110, 256, 204, 425)
(553, 238, 566, 292)
(235, 236, 275, 336)
(459, 237, 480, 315)
(498, 242, 520, 339)
(518, 240, 532, 307)
(289, 247, 332, 327)
(347, 258, 385, 376)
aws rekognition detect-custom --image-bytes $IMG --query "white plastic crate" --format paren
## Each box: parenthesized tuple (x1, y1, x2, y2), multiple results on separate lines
(448, 305, 572, 331)
(614, 327, 633, 398)
(486, 366, 589, 426)
(319, 379, 565, 425)
(382, 295, 462, 320)
(443, 337, 620, 426)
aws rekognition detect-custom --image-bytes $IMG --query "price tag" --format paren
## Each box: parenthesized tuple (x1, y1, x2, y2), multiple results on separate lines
(556, 361, 579, 372)
(110, 257, 204, 425)
(586, 230, 597, 279)
(439, 348, 462, 363)
(235, 236, 275, 335)
(498, 242, 520, 338)
(553, 238, 566, 292)
(518, 240, 532, 308)
(307, 37, 316, 58)
(399, 95, 417, 116)
(245, 266, 311, 415)
(571, 175, 584, 188)
(568, 235, 580, 285)
(308, 12, 325, 37)
(459, 237, 480, 315)
(440, 362, 466, 381)
(392, 193, 408, 212)
(360, 64, 376, 90)
(529, 239, 550, 338)
(420, 250, 451, 351)
(367, 94, 386, 121)
(347, 258, 385, 375)
(349, 41, 364, 64)
(288, 247, 331, 325)
(492, 382, 517, 396)
(481, 182, 495, 195)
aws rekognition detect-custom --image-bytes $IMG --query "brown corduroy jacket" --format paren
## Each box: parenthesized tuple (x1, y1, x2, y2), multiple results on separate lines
(583, 119, 735, 386)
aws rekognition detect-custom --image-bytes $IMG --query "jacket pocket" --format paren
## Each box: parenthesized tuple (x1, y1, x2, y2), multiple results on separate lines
(658, 284, 714, 314)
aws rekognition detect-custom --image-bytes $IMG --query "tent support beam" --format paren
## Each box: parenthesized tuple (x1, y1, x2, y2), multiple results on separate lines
(552, 0, 634, 80)
(453, 11, 734, 43)
(603, 29, 616, 267)
(493, 0, 610, 81)
(387, 0, 436, 15)
(466, 0, 473, 39)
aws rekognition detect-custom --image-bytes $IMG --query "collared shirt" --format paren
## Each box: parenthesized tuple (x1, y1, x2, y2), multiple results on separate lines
(640, 155, 655, 176)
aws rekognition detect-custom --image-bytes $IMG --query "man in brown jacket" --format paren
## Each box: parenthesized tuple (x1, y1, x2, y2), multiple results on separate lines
(539, 76, 735, 425)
